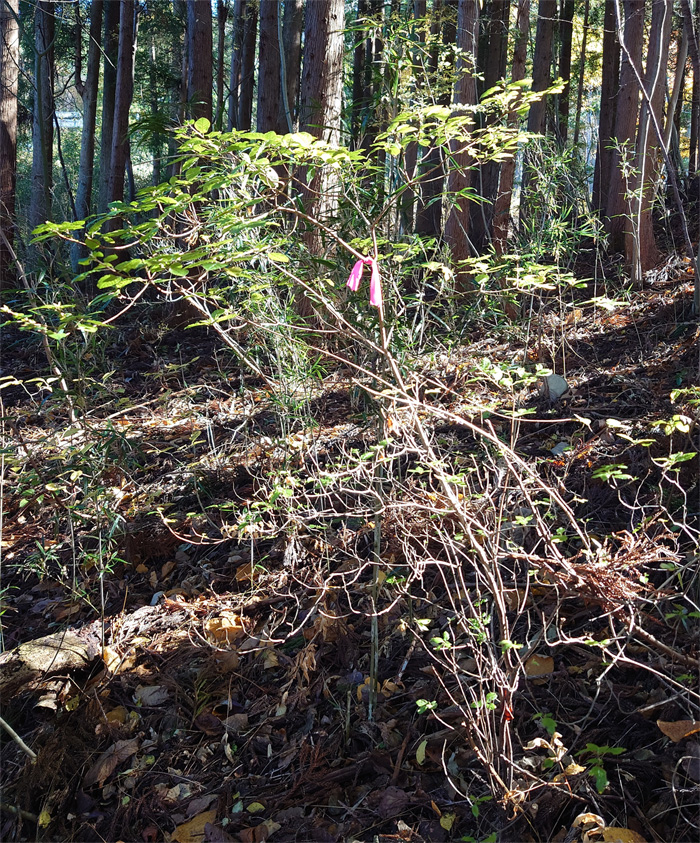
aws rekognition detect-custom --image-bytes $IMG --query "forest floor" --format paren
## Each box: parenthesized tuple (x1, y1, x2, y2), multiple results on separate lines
(1, 258, 699, 843)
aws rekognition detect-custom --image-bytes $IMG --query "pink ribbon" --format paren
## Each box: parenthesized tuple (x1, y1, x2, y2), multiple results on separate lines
(347, 257, 382, 308)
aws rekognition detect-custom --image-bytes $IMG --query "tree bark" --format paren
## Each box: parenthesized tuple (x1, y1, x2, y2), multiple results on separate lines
(228, 0, 257, 130)
(98, 0, 120, 212)
(557, 0, 574, 144)
(30, 0, 55, 232)
(629, 0, 671, 276)
(71, 0, 103, 273)
(0, 0, 20, 286)
(415, 0, 451, 238)
(572, 0, 590, 149)
(606, 0, 644, 251)
(469, 0, 510, 252)
(257, 0, 285, 133)
(592, 0, 619, 212)
(215, 0, 228, 129)
(298, 0, 345, 316)
(281, 0, 304, 130)
(107, 0, 136, 207)
(187, 0, 213, 124)
(492, 0, 529, 255)
(527, 0, 556, 136)
(443, 0, 479, 288)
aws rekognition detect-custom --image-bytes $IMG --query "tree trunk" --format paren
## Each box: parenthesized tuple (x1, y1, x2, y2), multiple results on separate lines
(415, 0, 451, 238)
(228, 0, 257, 130)
(606, 0, 644, 251)
(557, 0, 574, 144)
(298, 0, 345, 316)
(400, 0, 428, 232)
(187, 0, 213, 124)
(443, 0, 479, 288)
(257, 0, 285, 133)
(527, 0, 556, 136)
(492, 0, 529, 255)
(630, 0, 671, 276)
(0, 0, 20, 286)
(351, 0, 370, 147)
(281, 0, 304, 130)
(107, 0, 136, 207)
(592, 0, 619, 212)
(71, 0, 103, 273)
(98, 0, 120, 212)
(469, 0, 510, 252)
(572, 0, 590, 149)
(30, 0, 55, 232)
(215, 0, 228, 129)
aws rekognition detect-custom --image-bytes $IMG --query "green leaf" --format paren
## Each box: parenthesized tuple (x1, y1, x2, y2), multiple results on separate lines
(193, 117, 211, 134)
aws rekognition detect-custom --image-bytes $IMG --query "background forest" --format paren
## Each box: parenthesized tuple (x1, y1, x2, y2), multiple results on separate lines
(0, 1, 699, 842)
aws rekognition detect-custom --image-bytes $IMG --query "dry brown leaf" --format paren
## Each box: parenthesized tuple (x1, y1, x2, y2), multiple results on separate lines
(102, 646, 122, 673)
(171, 809, 218, 843)
(657, 719, 700, 742)
(161, 560, 176, 579)
(83, 737, 140, 788)
(234, 562, 256, 582)
(602, 829, 647, 843)
(237, 820, 280, 843)
(525, 654, 554, 678)
(205, 613, 246, 646)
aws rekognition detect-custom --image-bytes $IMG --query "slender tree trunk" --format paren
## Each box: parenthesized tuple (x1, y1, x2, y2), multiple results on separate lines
(469, 0, 510, 252)
(298, 0, 345, 316)
(282, 0, 304, 130)
(149, 31, 161, 185)
(520, 0, 556, 223)
(187, 0, 213, 124)
(557, 0, 574, 144)
(629, 0, 671, 276)
(400, 0, 428, 232)
(107, 0, 136, 207)
(71, 0, 103, 273)
(233, 0, 257, 130)
(228, 0, 245, 129)
(0, 0, 20, 286)
(492, 0, 529, 255)
(664, 21, 688, 152)
(593, 0, 619, 212)
(606, 0, 644, 251)
(351, 0, 369, 146)
(257, 0, 285, 133)
(572, 0, 590, 149)
(168, 0, 186, 176)
(30, 0, 55, 232)
(415, 0, 451, 238)
(98, 0, 120, 212)
(443, 0, 479, 288)
(527, 0, 556, 136)
(215, 0, 228, 129)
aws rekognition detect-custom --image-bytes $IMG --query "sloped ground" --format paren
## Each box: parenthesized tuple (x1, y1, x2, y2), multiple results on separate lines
(0, 263, 698, 843)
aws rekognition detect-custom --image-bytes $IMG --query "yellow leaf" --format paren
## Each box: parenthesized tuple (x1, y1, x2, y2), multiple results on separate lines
(64, 696, 80, 711)
(135, 564, 148, 574)
(246, 801, 266, 813)
(602, 828, 648, 843)
(38, 810, 52, 828)
(439, 812, 456, 831)
(103, 646, 122, 673)
(657, 719, 700, 743)
(416, 739, 427, 766)
(171, 809, 217, 843)
(106, 706, 128, 724)
(525, 654, 554, 677)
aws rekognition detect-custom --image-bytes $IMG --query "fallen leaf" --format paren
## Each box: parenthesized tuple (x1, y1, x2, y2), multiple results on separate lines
(186, 794, 218, 817)
(38, 810, 52, 828)
(161, 560, 176, 579)
(602, 829, 647, 843)
(237, 820, 281, 843)
(195, 712, 224, 736)
(416, 739, 427, 766)
(205, 613, 246, 645)
(83, 737, 140, 788)
(525, 654, 554, 678)
(246, 802, 266, 813)
(134, 685, 170, 706)
(657, 719, 700, 742)
(103, 646, 122, 673)
(439, 812, 456, 831)
(377, 786, 409, 819)
(106, 706, 128, 724)
(203, 822, 236, 842)
(171, 809, 218, 843)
